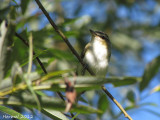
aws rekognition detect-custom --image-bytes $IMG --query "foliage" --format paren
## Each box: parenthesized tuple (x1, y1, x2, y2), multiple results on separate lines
(0, 0, 160, 120)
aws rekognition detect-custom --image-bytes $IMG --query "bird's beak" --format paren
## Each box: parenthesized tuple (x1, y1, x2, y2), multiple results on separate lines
(89, 29, 96, 36)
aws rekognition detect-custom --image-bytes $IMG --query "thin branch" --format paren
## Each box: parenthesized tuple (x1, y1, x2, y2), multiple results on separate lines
(101, 86, 133, 120)
(34, 0, 133, 120)
(34, 0, 94, 76)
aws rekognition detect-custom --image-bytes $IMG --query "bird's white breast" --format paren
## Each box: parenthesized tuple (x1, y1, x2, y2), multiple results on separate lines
(84, 37, 109, 75)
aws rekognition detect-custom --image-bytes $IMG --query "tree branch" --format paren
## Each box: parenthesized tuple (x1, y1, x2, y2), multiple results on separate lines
(34, 0, 94, 76)
(101, 86, 133, 120)
(34, 0, 133, 120)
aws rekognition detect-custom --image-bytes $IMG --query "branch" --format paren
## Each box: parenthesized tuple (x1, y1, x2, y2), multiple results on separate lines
(34, 0, 94, 76)
(34, 0, 133, 120)
(101, 86, 133, 120)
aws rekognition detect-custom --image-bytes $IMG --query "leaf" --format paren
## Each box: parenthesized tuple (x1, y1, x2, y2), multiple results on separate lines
(71, 113, 79, 120)
(0, 21, 16, 79)
(111, 33, 142, 52)
(61, 18, 79, 26)
(0, 20, 8, 81)
(0, 92, 102, 114)
(0, 105, 29, 120)
(64, 31, 79, 37)
(71, 104, 102, 114)
(65, 76, 141, 87)
(0, 70, 70, 96)
(140, 56, 160, 91)
(126, 90, 136, 103)
(40, 69, 73, 82)
(33, 76, 141, 92)
(0, 75, 140, 97)
(24, 74, 41, 111)
(0, 6, 10, 20)
(98, 94, 109, 114)
(150, 85, 160, 94)
(20, 0, 30, 14)
(46, 48, 76, 61)
(11, 62, 23, 85)
(42, 109, 69, 120)
(25, 33, 41, 111)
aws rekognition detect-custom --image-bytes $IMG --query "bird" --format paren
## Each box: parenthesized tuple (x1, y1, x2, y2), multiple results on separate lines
(81, 29, 111, 76)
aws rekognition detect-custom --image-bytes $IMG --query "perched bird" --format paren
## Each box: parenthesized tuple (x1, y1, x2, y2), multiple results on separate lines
(81, 29, 111, 76)
(65, 78, 76, 112)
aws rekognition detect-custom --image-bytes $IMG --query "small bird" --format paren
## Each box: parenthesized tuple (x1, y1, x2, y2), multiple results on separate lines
(65, 78, 76, 112)
(81, 29, 111, 76)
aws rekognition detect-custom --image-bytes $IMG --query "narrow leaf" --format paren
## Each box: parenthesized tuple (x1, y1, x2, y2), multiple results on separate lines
(140, 56, 160, 91)
(0, 105, 29, 120)
(25, 33, 41, 111)
(0, 20, 16, 80)
(64, 76, 141, 86)
(98, 94, 109, 114)
(20, 0, 30, 14)
(126, 90, 136, 103)
(150, 85, 160, 94)
(0, 92, 101, 114)
(0, 21, 8, 81)
(42, 109, 69, 120)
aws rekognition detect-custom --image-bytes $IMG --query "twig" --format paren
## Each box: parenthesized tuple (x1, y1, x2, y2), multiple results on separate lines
(101, 86, 133, 120)
(34, 0, 133, 120)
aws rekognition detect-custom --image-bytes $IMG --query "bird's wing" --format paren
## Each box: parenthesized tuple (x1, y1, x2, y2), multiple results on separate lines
(80, 43, 91, 59)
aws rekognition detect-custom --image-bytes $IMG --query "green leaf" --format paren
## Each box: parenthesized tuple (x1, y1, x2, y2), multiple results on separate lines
(33, 76, 141, 92)
(24, 74, 41, 111)
(61, 18, 79, 26)
(0, 70, 70, 94)
(140, 56, 160, 91)
(0, 105, 29, 120)
(126, 90, 135, 103)
(0, 92, 102, 114)
(20, 0, 30, 14)
(71, 104, 102, 114)
(25, 33, 41, 111)
(65, 76, 141, 87)
(0, 6, 10, 20)
(46, 48, 76, 61)
(0, 20, 16, 79)
(11, 62, 23, 85)
(42, 109, 69, 120)
(98, 94, 109, 114)
(71, 113, 79, 120)
(111, 33, 142, 52)
(64, 31, 79, 37)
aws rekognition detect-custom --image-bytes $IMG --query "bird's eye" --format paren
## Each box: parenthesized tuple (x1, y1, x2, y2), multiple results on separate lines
(101, 36, 105, 39)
